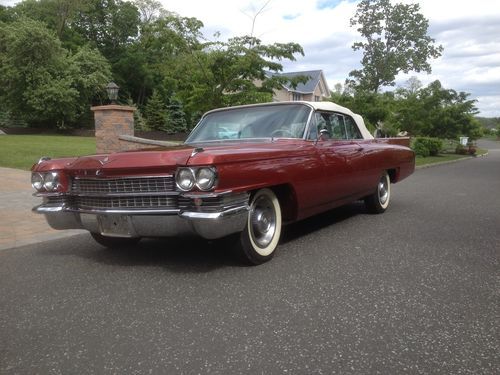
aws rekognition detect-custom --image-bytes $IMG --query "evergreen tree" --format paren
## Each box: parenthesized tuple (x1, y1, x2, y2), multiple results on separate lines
(144, 90, 167, 131)
(165, 97, 187, 134)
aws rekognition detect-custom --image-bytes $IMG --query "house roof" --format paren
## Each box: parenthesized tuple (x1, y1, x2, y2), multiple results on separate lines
(269, 70, 329, 94)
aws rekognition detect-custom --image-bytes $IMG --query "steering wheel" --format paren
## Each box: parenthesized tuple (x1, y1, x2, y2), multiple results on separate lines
(271, 129, 294, 138)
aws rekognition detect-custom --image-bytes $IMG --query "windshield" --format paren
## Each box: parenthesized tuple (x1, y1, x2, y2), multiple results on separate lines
(186, 104, 312, 143)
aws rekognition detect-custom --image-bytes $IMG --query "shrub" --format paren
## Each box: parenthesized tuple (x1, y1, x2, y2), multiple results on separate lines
(467, 144, 477, 156)
(413, 140, 430, 157)
(455, 144, 467, 155)
(412, 137, 443, 157)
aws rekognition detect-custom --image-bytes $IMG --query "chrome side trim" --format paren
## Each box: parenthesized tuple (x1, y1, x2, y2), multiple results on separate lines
(32, 204, 66, 213)
(181, 190, 235, 198)
(180, 205, 249, 220)
(34, 192, 66, 198)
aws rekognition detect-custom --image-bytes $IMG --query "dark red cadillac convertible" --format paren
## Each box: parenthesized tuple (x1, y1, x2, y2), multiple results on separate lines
(32, 101, 414, 264)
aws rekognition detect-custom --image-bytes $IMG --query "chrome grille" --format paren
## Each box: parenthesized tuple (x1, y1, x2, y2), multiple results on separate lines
(44, 196, 68, 205)
(69, 175, 178, 211)
(75, 196, 177, 210)
(179, 193, 249, 213)
(71, 176, 174, 194)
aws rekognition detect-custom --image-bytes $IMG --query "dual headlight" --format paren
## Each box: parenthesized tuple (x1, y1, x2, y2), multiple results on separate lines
(175, 167, 217, 192)
(31, 172, 60, 192)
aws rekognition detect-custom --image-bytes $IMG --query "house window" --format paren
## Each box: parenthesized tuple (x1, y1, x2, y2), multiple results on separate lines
(292, 92, 301, 101)
(314, 95, 320, 102)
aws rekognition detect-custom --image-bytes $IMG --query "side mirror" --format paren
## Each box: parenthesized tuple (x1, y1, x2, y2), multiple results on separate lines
(318, 128, 330, 141)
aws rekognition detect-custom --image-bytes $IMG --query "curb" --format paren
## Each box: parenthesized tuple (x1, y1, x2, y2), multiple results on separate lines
(415, 151, 489, 170)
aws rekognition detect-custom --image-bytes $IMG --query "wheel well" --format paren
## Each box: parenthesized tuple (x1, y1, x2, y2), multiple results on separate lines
(387, 168, 398, 183)
(265, 184, 298, 223)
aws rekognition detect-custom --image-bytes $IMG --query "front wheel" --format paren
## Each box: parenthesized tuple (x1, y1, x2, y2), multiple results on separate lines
(237, 188, 282, 265)
(364, 171, 391, 214)
(90, 232, 141, 249)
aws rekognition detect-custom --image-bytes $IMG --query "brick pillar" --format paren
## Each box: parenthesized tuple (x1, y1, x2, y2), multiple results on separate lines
(91, 105, 135, 153)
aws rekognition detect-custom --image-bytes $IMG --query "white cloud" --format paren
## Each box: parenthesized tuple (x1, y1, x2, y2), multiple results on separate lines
(160, 0, 500, 117)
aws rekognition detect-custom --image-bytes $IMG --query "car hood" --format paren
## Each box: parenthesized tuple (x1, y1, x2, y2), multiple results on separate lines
(33, 139, 309, 176)
(184, 139, 310, 165)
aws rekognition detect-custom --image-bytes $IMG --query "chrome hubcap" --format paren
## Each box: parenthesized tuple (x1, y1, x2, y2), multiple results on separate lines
(378, 177, 389, 205)
(250, 196, 276, 248)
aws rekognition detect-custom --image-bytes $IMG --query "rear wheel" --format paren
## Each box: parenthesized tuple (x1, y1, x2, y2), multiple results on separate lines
(90, 232, 141, 248)
(364, 171, 391, 214)
(237, 188, 282, 265)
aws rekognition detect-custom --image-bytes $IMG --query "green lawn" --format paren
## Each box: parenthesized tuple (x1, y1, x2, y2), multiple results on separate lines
(415, 153, 469, 167)
(0, 134, 490, 171)
(415, 148, 488, 167)
(0, 135, 96, 170)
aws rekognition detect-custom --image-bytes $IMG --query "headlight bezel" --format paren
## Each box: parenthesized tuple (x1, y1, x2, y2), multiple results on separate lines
(176, 166, 218, 192)
(43, 172, 60, 191)
(195, 167, 218, 191)
(175, 168, 196, 191)
(31, 172, 44, 191)
(31, 171, 63, 192)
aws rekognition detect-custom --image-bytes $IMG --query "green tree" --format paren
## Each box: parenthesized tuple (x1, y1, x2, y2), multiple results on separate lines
(330, 88, 394, 133)
(349, 0, 443, 92)
(144, 90, 168, 131)
(9, 0, 88, 51)
(165, 97, 188, 133)
(71, 0, 140, 57)
(0, 17, 111, 128)
(419, 81, 478, 139)
(69, 44, 113, 117)
(173, 35, 305, 117)
(392, 78, 427, 136)
(119, 9, 203, 106)
(0, 5, 14, 23)
(391, 80, 479, 139)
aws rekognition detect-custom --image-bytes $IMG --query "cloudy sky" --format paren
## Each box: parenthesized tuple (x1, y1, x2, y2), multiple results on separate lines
(158, 0, 500, 117)
(1, 0, 499, 116)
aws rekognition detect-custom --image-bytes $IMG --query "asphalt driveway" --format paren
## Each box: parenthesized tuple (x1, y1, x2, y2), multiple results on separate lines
(0, 140, 499, 374)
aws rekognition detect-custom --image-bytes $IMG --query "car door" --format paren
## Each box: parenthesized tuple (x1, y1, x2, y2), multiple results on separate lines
(313, 111, 365, 204)
(343, 115, 380, 193)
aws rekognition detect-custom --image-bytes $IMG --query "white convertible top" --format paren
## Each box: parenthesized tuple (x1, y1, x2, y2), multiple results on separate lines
(204, 100, 374, 140)
(300, 101, 374, 140)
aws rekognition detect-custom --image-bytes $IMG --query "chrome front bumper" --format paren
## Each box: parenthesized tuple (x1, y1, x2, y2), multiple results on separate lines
(33, 197, 249, 240)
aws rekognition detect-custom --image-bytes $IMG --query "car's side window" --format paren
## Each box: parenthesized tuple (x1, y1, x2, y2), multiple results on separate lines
(344, 116, 363, 139)
(311, 112, 364, 141)
(311, 112, 352, 140)
(310, 112, 329, 140)
(308, 115, 319, 140)
(330, 114, 346, 140)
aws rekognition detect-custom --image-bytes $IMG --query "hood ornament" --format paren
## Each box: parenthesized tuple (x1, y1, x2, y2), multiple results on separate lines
(99, 156, 110, 165)
(37, 156, 51, 164)
(191, 147, 204, 157)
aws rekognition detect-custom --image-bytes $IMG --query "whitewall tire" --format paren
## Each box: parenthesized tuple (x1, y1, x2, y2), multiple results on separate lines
(238, 188, 282, 265)
(364, 171, 391, 214)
